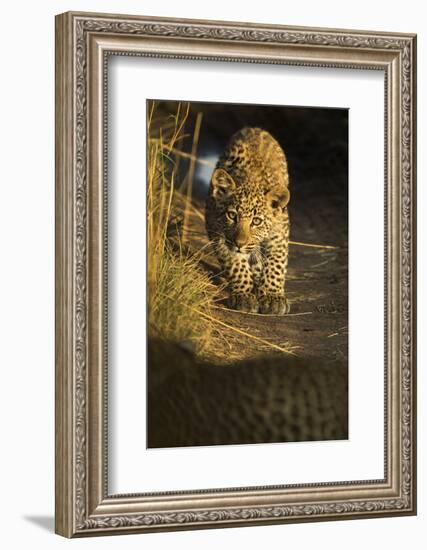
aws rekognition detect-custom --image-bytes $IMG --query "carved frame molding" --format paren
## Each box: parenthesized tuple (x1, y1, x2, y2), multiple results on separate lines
(55, 11, 416, 537)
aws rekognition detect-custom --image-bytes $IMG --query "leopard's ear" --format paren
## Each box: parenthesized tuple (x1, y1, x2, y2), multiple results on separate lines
(266, 187, 290, 210)
(211, 169, 236, 200)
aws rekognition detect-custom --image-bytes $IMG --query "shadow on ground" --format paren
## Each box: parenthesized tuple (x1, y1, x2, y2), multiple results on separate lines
(23, 515, 54, 533)
(148, 339, 348, 449)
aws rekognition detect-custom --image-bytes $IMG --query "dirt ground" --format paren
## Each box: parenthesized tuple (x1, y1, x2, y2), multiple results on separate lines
(184, 195, 348, 366)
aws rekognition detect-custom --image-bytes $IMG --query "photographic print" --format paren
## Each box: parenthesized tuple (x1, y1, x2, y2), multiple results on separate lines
(147, 99, 348, 448)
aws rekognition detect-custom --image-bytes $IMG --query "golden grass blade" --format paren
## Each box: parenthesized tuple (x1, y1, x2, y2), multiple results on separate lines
(289, 240, 339, 250)
(183, 112, 203, 243)
(147, 100, 156, 129)
(212, 305, 313, 318)
(170, 102, 191, 145)
(159, 293, 298, 356)
(150, 141, 216, 168)
(194, 307, 299, 356)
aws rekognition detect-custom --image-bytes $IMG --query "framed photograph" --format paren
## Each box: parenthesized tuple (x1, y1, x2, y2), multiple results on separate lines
(55, 11, 417, 537)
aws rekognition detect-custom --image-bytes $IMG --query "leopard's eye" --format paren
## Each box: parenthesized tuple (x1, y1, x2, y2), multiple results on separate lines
(226, 210, 237, 221)
(252, 216, 263, 226)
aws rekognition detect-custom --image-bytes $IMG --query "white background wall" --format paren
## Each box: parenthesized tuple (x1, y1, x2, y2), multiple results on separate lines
(0, 1, 424, 548)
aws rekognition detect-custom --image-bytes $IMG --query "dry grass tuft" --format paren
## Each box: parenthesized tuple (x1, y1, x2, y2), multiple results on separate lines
(147, 102, 220, 352)
(147, 101, 300, 360)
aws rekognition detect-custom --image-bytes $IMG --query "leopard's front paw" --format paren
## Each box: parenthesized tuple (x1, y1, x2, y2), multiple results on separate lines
(258, 294, 290, 315)
(229, 293, 259, 313)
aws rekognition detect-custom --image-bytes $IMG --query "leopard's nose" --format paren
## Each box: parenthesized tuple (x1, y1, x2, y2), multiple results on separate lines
(234, 220, 250, 249)
(234, 230, 249, 248)
(235, 235, 249, 249)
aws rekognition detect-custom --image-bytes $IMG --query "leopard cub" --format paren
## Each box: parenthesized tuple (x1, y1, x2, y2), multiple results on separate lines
(205, 127, 291, 315)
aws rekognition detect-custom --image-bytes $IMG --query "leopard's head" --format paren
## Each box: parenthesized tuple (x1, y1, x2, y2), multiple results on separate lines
(209, 168, 290, 254)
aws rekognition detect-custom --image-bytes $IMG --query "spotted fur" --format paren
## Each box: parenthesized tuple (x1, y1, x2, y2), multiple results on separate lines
(147, 340, 348, 448)
(206, 127, 291, 314)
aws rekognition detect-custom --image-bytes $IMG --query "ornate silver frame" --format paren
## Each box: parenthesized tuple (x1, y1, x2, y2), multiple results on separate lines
(55, 11, 417, 537)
